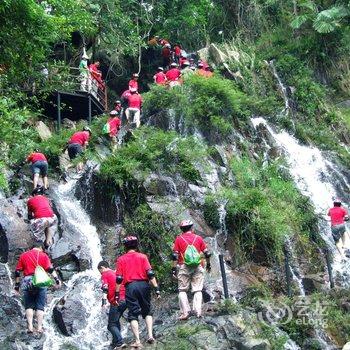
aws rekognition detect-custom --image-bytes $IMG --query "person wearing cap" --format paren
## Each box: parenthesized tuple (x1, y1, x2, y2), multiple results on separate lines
(197, 63, 208, 77)
(129, 73, 139, 92)
(114, 100, 123, 114)
(153, 67, 167, 85)
(27, 186, 57, 249)
(161, 44, 171, 69)
(165, 63, 182, 87)
(79, 54, 90, 91)
(125, 91, 142, 128)
(104, 110, 121, 150)
(98, 261, 127, 349)
(66, 126, 92, 173)
(172, 220, 211, 320)
(179, 55, 188, 68)
(116, 236, 160, 348)
(14, 241, 61, 334)
(328, 198, 350, 258)
(180, 61, 194, 79)
(27, 151, 49, 190)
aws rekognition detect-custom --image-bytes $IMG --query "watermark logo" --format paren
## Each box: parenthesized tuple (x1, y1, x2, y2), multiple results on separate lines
(257, 300, 329, 327)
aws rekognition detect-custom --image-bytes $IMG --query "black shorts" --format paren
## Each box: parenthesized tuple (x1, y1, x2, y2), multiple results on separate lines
(126, 281, 152, 321)
(67, 143, 83, 160)
(23, 287, 47, 311)
(331, 224, 346, 243)
(31, 161, 48, 176)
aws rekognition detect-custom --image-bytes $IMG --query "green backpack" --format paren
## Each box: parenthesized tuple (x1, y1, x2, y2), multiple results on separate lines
(29, 251, 54, 288)
(102, 123, 110, 134)
(181, 236, 201, 267)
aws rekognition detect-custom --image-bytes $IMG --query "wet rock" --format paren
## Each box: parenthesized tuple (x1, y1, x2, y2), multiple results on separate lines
(237, 339, 271, 350)
(302, 274, 325, 294)
(35, 120, 52, 141)
(189, 329, 229, 349)
(62, 118, 76, 129)
(59, 152, 71, 172)
(144, 174, 178, 196)
(53, 285, 90, 336)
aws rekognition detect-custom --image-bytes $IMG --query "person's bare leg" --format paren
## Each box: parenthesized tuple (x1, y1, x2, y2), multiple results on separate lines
(33, 173, 39, 189)
(130, 320, 141, 345)
(45, 226, 53, 247)
(145, 315, 153, 339)
(25, 309, 34, 332)
(43, 176, 49, 189)
(178, 291, 191, 318)
(36, 310, 44, 332)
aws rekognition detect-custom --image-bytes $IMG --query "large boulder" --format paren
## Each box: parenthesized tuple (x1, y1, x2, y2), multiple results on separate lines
(35, 121, 52, 141)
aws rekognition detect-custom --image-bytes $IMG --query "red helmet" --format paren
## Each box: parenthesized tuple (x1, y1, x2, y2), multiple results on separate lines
(179, 220, 193, 228)
(123, 236, 138, 248)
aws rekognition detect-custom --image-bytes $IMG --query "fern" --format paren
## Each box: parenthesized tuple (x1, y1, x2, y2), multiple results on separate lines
(290, 14, 310, 29)
(313, 6, 349, 33)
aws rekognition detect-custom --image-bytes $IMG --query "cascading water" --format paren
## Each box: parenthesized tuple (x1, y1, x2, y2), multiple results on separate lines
(43, 174, 108, 350)
(252, 117, 350, 285)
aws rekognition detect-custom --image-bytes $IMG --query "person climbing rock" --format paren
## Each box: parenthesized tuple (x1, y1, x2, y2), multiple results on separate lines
(66, 126, 92, 173)
(328, 198, 350, 259)
(197, 63, 208, 77)
(104, 110, 121, 151)
(125, 91, 142, 128)
(180, 61, 194, 79)
(98, 261, 127, 349)
(197, 59, 209, 70)
(129, 73, 139, 92)
(14, 241, 61, 334)
(153, 67, 167, 85)
(165, 63, 181, 87)
(173, 43, 182, 64)
(161, 44, 171, 69)
(179, 54, 188, 68)
(115, 236, 160, 348)
(172, 220, 211, 320)
(27, 150, 49, 190)
(79, 53, 90, 91)
(27, 185, 57, 249)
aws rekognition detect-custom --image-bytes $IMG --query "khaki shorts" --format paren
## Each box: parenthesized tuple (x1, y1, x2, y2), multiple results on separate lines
(30, 215, 57, 241)
(177, 264, 204, 293)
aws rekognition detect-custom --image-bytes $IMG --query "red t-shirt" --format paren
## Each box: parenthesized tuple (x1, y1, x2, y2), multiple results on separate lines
(89, 64, 102, 80)
(108, 117, 121, 137)
(16, 249, 52, 276)
(173, 231, 207, 265)
(101, 269, 126, 303)
(27, 195, 54, 219)
(165, 68, 181, 81)
(328, 206, 348, 226)
(129, 79, 138, 91)
(162, 47, 171, 58)
(115, 251, 152, 284)
(179, 57, 187, 67)
(127, 93, 142, 109)
(27, 152, 47, 164)
(69, 131, 90, 146)
(160, 39, 169, 46)
(174, 46, 181, 56)
(154, 72, 167, 85)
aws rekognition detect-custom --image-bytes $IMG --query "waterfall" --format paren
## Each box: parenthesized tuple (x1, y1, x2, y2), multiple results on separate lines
(252, 117, 350, 285)
(43, 176, 107, 350)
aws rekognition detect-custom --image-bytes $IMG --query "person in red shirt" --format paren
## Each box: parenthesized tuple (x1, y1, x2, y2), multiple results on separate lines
(27, 151, 49, 190)
(153, 67, 167, 85)
(27, 185, 57, 248)
(328, 198, 350, 258)
(14, 241, 61, 334)
(165, 63, 182, 87)
(116, 236, 160, 348)
(98, 261, 127, 349)
(89, 61, 103, 98)
(104, 110, 121, 151)
(179, 55, 187, 68)
(66, 126, 92, 173)
(172, 220, 211, 320)
(161, 44, 171, 69)
(129, 73, 139, 92)
(159, 38, 169, 47)
(125, 91, 142, 128)
(173, 44, 182, 64)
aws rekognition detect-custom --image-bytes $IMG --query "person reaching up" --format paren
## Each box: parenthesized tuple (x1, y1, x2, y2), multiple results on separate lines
(103, 110, 121, 151)
(98, 261, 127, 349)
(27, 150, 49, 190)
(125, 91, 142, 128)
(115, 236, 160, 348)
(27, 185, 57, 249)
(172, 220, 211, 320)
(129, 73, 139, 92)
(328, 198, 349, 259)
(153, 67, 167, 85)
(66, 126, 92, 173)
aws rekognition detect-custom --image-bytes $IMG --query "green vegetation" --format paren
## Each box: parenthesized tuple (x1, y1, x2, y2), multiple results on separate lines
(260, 323, 288, 350)
(100, 127, 206, 186)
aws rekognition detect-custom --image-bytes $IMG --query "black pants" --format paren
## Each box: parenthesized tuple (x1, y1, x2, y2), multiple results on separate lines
(126, 281, 152, 321)
(108, 301, 127, 347)
(67, 143, 83, 160)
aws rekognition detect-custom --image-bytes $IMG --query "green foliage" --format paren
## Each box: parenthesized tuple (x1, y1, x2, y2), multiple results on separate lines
(217, 299, 241, 315)
(176, 324, 208, 338)
(203, 194, 220, 229)
(0, 162, 8, 191)
(260, 323, 288, 350)
(100, 127, 206, 186)
(241, 283, 273, 308)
